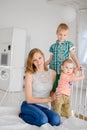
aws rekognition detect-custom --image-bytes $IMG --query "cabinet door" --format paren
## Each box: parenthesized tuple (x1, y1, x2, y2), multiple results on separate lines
(11, 28, 26, 67)
(0, 28, 12, 43)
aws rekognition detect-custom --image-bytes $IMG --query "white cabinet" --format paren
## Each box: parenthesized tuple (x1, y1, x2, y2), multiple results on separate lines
(0, 27, 26, 91)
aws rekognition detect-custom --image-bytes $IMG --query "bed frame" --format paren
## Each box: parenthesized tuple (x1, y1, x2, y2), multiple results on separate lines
(71, 67, 87, 121)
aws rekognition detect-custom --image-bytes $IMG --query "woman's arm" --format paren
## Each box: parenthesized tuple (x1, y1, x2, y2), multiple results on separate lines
(25, 72, 54, 104)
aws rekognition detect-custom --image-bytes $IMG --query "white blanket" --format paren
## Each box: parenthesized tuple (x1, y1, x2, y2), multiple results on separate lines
(0, 107, 87, 130)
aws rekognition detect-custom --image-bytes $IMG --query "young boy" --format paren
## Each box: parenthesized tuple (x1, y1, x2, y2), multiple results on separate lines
(46, 23, 82, 92)
(53, 59, 84, 118)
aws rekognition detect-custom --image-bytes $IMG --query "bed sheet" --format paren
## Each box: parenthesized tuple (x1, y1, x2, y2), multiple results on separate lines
(0, 107, 87, 130)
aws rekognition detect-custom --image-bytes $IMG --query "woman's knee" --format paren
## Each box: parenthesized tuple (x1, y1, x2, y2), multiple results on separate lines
(19, 113, 48, 127)
(50, 112, 61, 126)
(39, 115, 48, 126)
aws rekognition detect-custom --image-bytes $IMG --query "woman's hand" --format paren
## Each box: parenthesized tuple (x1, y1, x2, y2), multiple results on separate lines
(50, 92, 61, 102)
(50, 93, 57, 102)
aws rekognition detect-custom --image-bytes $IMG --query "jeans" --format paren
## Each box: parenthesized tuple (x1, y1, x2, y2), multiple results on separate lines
(19, 101, 61, 127)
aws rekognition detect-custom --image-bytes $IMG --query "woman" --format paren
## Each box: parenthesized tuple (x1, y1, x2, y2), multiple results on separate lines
(19, 48, 60, 127)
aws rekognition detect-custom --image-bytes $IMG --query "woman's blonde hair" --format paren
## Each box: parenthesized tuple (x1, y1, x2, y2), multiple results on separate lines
(25, 48, 48, 73)
(56, 23, 69, 34)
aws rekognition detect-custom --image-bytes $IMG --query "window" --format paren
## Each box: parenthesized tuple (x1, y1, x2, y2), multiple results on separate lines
(78, 9, 87, 65)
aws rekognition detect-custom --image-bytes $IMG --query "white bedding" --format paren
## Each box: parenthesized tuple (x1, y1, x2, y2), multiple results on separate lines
(0, 107, 87, 130)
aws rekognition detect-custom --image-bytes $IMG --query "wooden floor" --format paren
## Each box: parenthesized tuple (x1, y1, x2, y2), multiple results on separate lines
(75, 114, 87, 121)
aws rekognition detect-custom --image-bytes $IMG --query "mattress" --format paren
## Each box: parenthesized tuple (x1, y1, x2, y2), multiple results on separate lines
(0, 107, 87, 130)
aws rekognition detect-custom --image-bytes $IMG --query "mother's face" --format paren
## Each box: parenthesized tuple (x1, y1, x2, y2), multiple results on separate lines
(32, 52, 44, 69)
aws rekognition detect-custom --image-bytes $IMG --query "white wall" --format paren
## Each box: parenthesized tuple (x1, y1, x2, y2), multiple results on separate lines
(0, 0, 77, 60)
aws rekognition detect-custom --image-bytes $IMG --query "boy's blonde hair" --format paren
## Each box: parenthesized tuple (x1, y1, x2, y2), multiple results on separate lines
(56, 23, 69, 34)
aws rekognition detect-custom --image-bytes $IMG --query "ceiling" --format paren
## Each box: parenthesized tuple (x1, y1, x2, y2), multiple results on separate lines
(47, 0, 87, 10)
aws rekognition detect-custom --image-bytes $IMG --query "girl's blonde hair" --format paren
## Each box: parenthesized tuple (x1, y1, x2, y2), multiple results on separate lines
(61, 59, 74, 72)
(25, 48, 48, 73)
(56, 23, 69, 34)
(62, 59, 73, 66)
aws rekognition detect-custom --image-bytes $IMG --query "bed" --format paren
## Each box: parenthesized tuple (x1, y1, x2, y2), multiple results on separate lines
(0, 106, 87, 130)
(0, 68, 87, 130)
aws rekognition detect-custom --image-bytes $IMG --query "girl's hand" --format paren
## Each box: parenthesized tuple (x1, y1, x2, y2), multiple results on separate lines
(81, 74, 85, 80)
(55, 91, 61, 99)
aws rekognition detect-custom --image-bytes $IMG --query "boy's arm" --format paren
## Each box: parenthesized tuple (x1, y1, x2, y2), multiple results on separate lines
(70, 49, 82, 70)
(45, 54, 53, 65)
